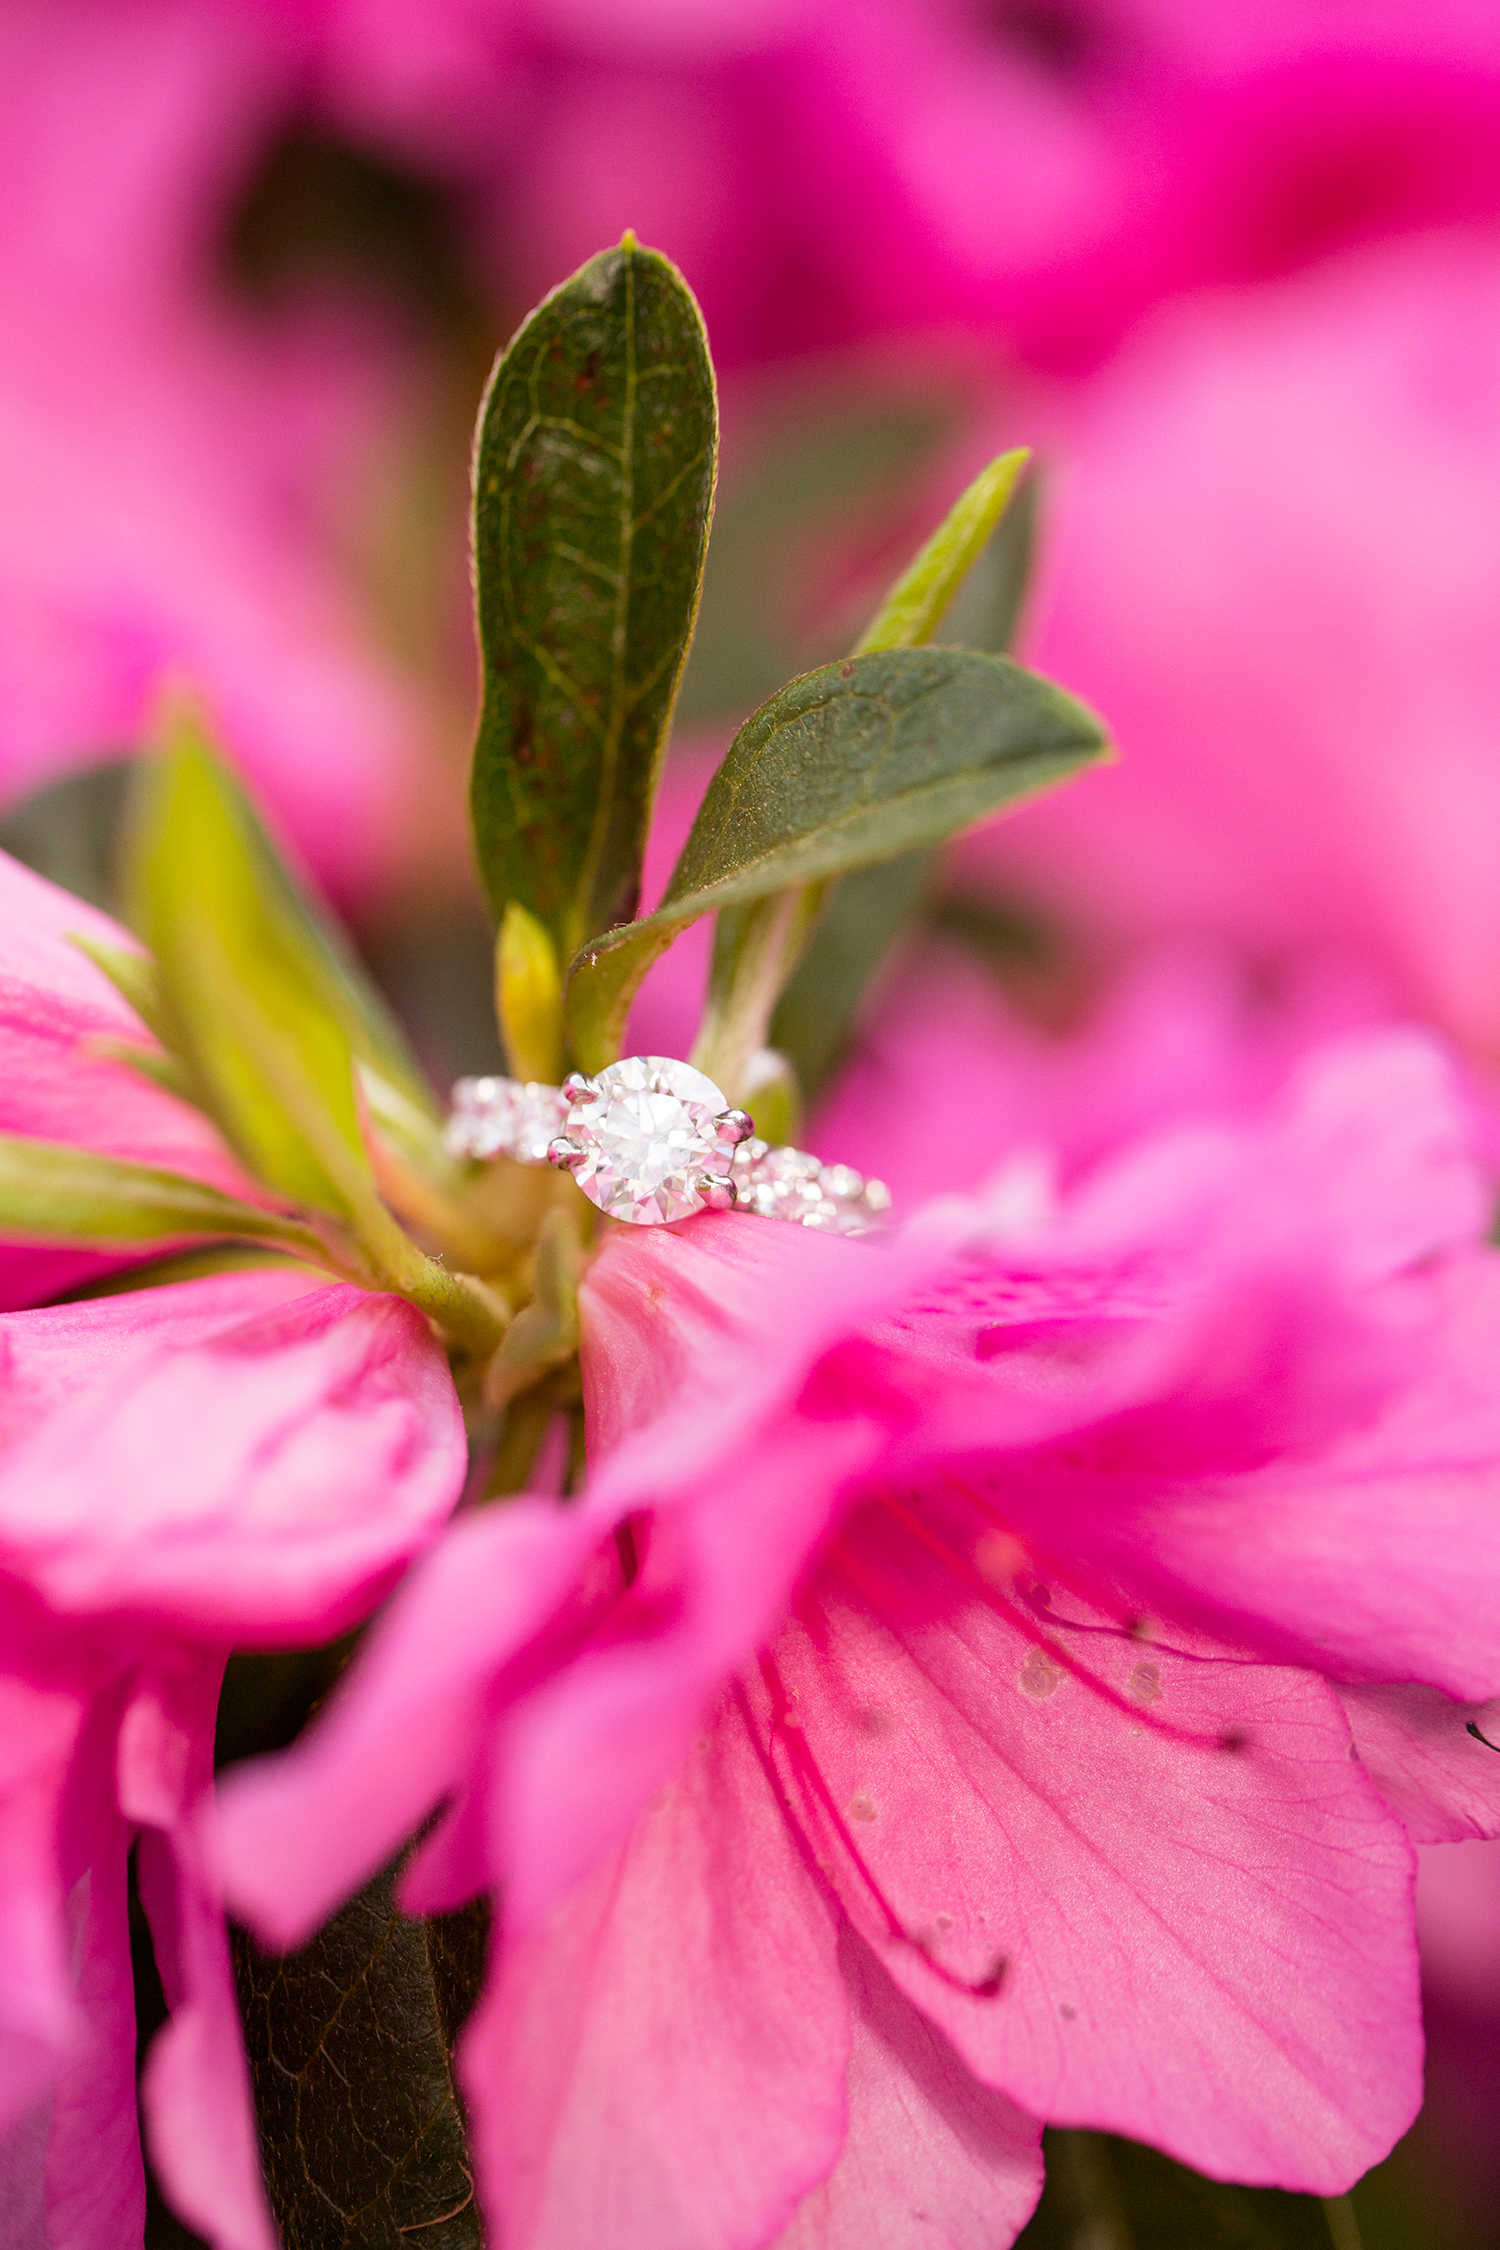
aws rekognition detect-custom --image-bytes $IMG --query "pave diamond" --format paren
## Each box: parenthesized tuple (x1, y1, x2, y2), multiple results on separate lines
(565, 1056, 736, 1225)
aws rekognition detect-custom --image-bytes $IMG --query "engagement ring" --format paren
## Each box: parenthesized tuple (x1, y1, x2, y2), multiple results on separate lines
(445, 1055, 891, 1233)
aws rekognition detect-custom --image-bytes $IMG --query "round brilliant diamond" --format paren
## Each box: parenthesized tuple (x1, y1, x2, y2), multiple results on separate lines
(565, 1056, 736, 1225)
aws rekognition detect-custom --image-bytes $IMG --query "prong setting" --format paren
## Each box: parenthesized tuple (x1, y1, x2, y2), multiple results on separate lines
(562, 1071, 600, 1105)
(696, 1175, 738, 1212)
(547, 1135, 585, 1172)
(715, 1108, 755, 1146)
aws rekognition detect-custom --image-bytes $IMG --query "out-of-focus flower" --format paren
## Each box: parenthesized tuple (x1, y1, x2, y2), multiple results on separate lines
(220, 1030, 1500, 2246)
(0, 0, 430, 900)
(315, 0, 1500, 369)
(0, 848, 468, 2245)
(12, 0, 1500, 902)
(964, 229, 1500, 1058)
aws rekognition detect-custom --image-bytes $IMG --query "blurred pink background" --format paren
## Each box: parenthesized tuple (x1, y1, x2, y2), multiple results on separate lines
(5, 4, 1500, 2239)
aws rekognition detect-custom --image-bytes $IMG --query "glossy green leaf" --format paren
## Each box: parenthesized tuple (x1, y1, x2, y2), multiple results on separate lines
(0, 1134, 326, 1255)
(852, 446, 1029, 655)
(469, 235, 717, 961)
(566, 646, 1108, 1069)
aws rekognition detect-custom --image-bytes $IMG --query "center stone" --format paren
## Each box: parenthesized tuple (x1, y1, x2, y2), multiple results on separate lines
(566, 1055, 735, 1225)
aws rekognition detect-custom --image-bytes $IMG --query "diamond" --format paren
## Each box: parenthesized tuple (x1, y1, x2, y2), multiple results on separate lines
(563, 1056, 738, 1225)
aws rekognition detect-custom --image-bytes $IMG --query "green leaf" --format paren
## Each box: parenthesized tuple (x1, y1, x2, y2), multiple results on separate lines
(233, 1857, 488, 2250)
(1018, 2130, 1362, 2250)
(0, 1134, 326, 1255)
(769, 850, 935, 1100)
(673, 377, 957, 727)
(934, 464, 1037, 657)
(469, 234, 718, 962)
(125, 720, 506, 1359)
(126, 729, 378, 1226)
(483, 1204, 583, 1413)
(689, 884, 826, 1101)
(495, 900, 565, 1084)
(852, 447, 1029, 655)
(566, 646, 1109, 1069)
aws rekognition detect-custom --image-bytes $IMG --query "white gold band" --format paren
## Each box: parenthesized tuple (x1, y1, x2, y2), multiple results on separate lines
(445, 1059, 890, 1235)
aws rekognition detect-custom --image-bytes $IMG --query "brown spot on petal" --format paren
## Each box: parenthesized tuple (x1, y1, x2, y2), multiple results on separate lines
(1059, 2002, 1076, 2021)
(1219, 1725, 1249, 1754)
(848, 1794, 878, 1823)
(974, 1955, 1009, 1998)
(1129, 1662, 1160, 1705)
(1020, 1649, 1063, 1700)
(855, 1705, 894, 1737)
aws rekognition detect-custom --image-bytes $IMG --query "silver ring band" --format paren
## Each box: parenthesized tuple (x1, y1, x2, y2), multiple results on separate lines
(444, 1056, 890, 1235)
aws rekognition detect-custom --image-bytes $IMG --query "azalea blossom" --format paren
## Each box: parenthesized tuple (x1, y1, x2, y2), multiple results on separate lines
(0, 848, 468, 2246)
(219, 1029, 1500, 2246)
(0, 0, 430, 899)
(965, 228, 1500, 1058)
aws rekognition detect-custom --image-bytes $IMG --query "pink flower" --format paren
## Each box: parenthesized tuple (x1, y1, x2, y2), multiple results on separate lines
(0, 848, 263, 1309)
(0, 0, 428, 900)
(962, 230, 1500, 1055)
(0, 850, 468, 2243)
(219, 1028, 1500, 2246)
(316, 0, 1500, 369)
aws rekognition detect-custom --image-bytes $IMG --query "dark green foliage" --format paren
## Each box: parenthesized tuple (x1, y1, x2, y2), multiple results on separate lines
(567, 645, 1108, 1067)
(1018, 2130, 1357, 2250)
(469, 237, 717, 960)
(769, 851, 936, 1099)
(233, 1864, 490, 2250)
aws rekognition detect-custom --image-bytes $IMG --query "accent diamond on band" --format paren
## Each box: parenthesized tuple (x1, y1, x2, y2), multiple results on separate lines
(445, 1055, 891, 1234)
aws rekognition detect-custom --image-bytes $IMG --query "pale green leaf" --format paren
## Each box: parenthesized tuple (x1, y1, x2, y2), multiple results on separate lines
(0, 1134, 326, 1255)
(852, 447, 1029, 655)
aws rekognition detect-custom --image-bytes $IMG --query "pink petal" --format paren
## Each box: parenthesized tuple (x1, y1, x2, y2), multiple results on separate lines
(1005, 1250, 1500, 1703)
(774, 1926, 1043, 2250)
(0, 1648, 142, 2245)
(496, 1411, 878, 1930)
(0, 1649, 88, 2126)
(1415, 1838, 1500, 2012)
(0, 849, 258, 1308)
(127, 1661, 279, 2250)
(215, 1499, 606, 1948)
(1343, 1682, 1500, 1842)
(813, 940, 1386, 1213)
(0, 1268, 464, 1639)
(36, 1793, 144, 2250)
(763, 1514, 1421, 2192)
(462, 1691, 849, 2250)
(963, 233, 1500, 1053)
